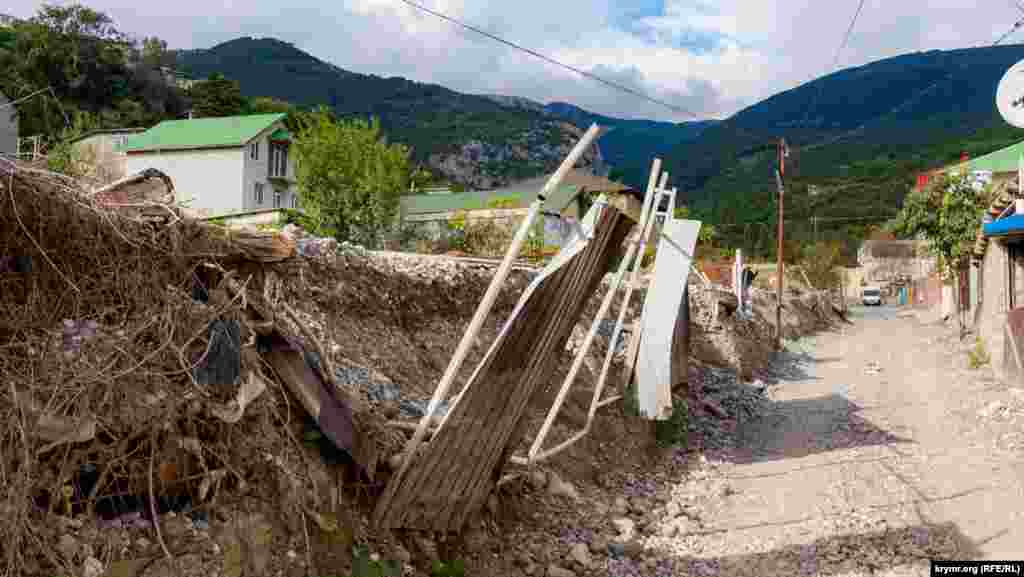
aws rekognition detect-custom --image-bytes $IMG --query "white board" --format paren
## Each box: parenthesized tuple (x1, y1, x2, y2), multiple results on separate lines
(636, 219, 701, 420)
(733, 249, 744, 315)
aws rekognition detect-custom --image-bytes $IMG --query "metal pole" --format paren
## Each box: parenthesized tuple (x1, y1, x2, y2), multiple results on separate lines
(775, 139, 786, 351)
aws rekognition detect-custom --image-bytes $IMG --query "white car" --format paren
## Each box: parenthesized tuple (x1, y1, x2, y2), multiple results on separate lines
(862, 286, 883, 306)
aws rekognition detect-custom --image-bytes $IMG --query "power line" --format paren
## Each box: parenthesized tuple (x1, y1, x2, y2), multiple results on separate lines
(993, 18, 1024, 45)
(0, 86, 49, 110)
(392, 0, 701, 118)
(830, 0, 867, 71)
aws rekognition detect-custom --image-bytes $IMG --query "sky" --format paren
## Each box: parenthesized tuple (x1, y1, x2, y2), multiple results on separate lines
(10, 0, 1024, 122)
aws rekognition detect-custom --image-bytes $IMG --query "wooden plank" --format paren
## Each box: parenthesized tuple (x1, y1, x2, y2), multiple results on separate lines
(373, 206, 632, 532)
(635, 219, 701, 420)
(671, 282, 689, 394)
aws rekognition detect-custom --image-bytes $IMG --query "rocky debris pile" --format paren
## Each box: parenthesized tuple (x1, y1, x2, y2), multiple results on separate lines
(686, 364, 774, 451)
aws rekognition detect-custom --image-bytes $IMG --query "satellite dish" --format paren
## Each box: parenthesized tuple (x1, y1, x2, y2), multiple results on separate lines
(996, 59, 1024, 128)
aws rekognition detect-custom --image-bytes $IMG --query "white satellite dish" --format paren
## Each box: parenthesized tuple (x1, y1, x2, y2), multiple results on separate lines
(996, 59, 1024, 128)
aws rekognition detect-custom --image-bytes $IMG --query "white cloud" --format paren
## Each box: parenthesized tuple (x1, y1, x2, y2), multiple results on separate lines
(10, 0, 1024, 121)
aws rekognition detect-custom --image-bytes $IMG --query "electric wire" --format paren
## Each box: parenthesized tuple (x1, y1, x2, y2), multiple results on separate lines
(392, 0, 701, 118)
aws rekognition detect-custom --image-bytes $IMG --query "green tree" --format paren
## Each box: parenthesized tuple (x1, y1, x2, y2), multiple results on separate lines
(674, 205, 716, 245)
(293, 111, 412, 246)
(189, 73, 244, 117)
(798, 241, 843, 289)
(891, 174, 985, 334)
(140, 36, 169, 68)
(0, 4, 187, 141)
(46, 109, 98, 177)
(245, 96, 293, 115)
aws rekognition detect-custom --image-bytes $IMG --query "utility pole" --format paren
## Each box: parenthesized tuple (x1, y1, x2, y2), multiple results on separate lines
(775, 138, 787, 351)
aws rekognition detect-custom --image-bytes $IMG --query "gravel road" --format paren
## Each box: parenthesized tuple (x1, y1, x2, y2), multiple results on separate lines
(641, 305, 1024, 575)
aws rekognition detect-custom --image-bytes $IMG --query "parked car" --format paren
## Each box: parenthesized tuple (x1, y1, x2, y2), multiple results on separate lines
(861, 285, 884, 306)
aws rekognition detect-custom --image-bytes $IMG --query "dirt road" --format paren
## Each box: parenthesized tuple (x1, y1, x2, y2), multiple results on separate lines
(645, 305, 1024, 574)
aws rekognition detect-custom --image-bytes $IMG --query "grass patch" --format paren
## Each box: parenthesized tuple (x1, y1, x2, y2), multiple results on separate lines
(654, 398, 689, 448)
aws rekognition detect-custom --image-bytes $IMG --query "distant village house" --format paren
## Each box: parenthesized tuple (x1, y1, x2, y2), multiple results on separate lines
(0, 91, 17, 157)
(397, 169, 640, 248)
(70, 128, 145, 183)
(123, 113, 297, 219)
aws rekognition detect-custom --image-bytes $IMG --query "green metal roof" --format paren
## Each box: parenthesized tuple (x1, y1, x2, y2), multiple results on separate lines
(124, 113, 287, 153)
(269, 128, 291, 142)
(968, 139, 1024, 174)
(399, 182, 580, 216)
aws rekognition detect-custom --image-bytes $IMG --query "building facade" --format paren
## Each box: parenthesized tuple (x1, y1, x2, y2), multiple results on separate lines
(70, 128, 144, 183)
(123, 113, 297, 217)
(0, 92, 17, 156)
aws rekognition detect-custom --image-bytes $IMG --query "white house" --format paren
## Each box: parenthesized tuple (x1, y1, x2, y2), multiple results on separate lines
(123, 113, 297, 216)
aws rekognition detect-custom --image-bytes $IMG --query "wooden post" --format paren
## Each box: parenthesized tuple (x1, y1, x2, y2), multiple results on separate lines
(775, 138, 786, 351)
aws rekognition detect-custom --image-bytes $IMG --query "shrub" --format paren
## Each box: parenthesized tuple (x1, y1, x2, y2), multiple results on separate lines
(654, 398, 689, 448)
(967, 337, 990, 369)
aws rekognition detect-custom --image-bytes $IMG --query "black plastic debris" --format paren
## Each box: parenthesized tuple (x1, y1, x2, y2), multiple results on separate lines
(194, 319, 241, 386)
(191, 274, 210, 303)
(302, 416, 355, 467)
(0, 256, 32, 274)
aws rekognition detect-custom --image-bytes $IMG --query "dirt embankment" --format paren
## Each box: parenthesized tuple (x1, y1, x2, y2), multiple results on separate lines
(0, 163, 841, 577)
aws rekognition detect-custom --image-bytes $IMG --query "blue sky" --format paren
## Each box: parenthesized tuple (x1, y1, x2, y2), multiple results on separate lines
(11, 0, 1024, 121)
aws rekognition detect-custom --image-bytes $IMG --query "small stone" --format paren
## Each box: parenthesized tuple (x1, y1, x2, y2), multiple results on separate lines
(546, 472, 579, 500)
(546, 564, 575, 577)
(622, 541, 645, 559)
(287, 550, 298, 561)
(568, 543, 591, 569)
(607, 543, 625, 559)
(659, 522, 678, 538)
(136, 538, 151, 550)
(58, 535, 79, 560)
(529, 470, 548, 490)
(665, 501, 681, 518)
(524, 562, 538, 576)
(628, 497, 648, 515)
(613, 497, 629, 515)
(82, 557, 104, 577)
(611, 518, 635, 542)
(588, 535, 607, 555)
(388, 453, 405, 471)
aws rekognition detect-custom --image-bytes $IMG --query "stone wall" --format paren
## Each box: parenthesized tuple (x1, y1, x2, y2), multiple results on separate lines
(976, 239, 1011, 383)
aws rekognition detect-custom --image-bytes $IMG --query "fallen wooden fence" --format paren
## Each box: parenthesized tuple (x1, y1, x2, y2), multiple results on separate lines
(372, 204, 633, 532)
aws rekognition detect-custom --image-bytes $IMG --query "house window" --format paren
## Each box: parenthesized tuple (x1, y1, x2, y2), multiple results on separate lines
(273, 191, 281, 209)
(291, 194, 298, 209)
(250, 142, 259, 160)
(254, 182, 264, 205)
(269, 143, 288, 177)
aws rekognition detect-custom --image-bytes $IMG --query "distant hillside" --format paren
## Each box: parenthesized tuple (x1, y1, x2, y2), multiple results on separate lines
(542, 102, 716, 186)
(175, 37, 601, 189)
(663, 45, 1024, 258)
